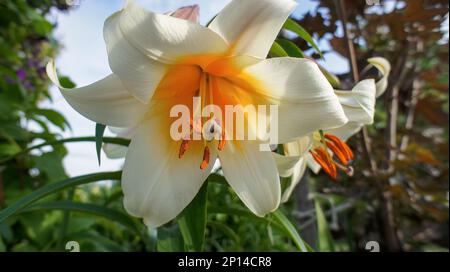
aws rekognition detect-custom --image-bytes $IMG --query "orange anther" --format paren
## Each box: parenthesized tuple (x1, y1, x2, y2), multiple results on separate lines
(218, 130, 226, 151)
(310, 148, 337, 180)
(325, 134, 354, 161)
(200, 146, 210, 170)
(178, 140, 189, 159)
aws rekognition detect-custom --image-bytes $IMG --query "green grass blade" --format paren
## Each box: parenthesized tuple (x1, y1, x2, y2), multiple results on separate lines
(315, 200, 336, 252)
(20, 200, 139, 234)
(95, 123, 106, 165)
(269, 41, 289, 57)
(276, 38, 305, 58)
(0, 171, 122, 223)
(177, 182, 208, 252)
(272, 210, 311, 252)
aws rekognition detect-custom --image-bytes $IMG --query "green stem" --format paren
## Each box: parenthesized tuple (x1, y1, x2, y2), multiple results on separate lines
(0, 137, 130, 165)
(0, 171, 122, 223)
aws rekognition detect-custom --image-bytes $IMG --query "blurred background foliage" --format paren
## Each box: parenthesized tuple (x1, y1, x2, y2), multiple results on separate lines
(0, 0, 448, 252)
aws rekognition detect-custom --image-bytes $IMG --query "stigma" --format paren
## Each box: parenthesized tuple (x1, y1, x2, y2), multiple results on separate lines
(177, 117, 226, 170)
(310, 133, 354, 180)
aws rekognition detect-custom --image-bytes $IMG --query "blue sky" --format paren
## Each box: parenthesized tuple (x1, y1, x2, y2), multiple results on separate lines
(45, 0, 349, 176)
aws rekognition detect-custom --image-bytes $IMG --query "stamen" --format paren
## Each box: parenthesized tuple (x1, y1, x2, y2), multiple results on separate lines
(178, 140, 189, 159)
(200, 146, 210, 170)
(310, 148, 337, 180)
(218, 130, 226, 151)
(325, 134, 354, 161)
(326, 140, 349, 165)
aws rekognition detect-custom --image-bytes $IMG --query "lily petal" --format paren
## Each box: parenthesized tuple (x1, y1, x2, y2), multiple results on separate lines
(275, 136, 311, 202)
(272, 152, 301, 177)
(104, 11, 168, 103)
(219, 141, 281, 217)
(103, 126, 135, 159)
(243, 58, 348, 143)
(120, 0, 228, 64)
(209, 0, 297, 59)
(306, 153, 322, 174)
(122, 117, 216, 227)
(46, 61, 147, 127)
(333, 79, 376, 132)
(368, 57, 391, 98)
(281, 158, 307, 203)
(284, 135, 313, 157)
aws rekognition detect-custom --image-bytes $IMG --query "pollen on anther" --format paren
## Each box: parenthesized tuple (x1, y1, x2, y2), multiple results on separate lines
(200, 146, 210, 170)
(178, 140, 189, 159)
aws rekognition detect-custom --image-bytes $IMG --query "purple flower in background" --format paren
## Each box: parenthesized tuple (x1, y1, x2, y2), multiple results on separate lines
(4, 76, 15, 85)
(27, 59, 38, 68)
(37, 66, 47, 79)
(16, 69, 27, 81)
(23, 81, 33, 90)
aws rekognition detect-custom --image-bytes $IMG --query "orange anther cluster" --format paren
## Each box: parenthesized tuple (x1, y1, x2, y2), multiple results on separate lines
(310, 134, 354, 180)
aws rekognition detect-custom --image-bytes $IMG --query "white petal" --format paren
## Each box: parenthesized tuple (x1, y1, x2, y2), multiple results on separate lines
(209, 0, 297, 59)
(325, 121, 364, 142)
(306, 153, 321, 174)
(104, 11, 168, 103)
(284, 135, 313, 157)
(368, 57, 391, 98)
(272, 152, 300, 177)
(122, 117, 216, 227)
(334, 79, 376, 125)
(281, 158, 307, 203)
(276, 136, 311, 202)
(119, 0, 228, 64)
(46, 61, 147, 127)
(102, 126, 136, 159)
(219, 141, 281, 216)
(244, 58, 348, 143)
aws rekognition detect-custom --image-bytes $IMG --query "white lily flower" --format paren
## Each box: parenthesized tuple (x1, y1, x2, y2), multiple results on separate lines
(276, 57, 391, 202)
(47, 0, 349, 227)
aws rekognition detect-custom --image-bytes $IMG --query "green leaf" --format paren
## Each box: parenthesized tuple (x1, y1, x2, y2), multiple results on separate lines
(318, 65, 341, 88)
(209, 205, 279, 226)
(283, 18, 323, 58)
(33, 151, 67, 182)
(157, 226, 185, 252)
(269, 41, 289, 57)
(276, 38, 305, 58)
(315, 200, 335, 252)
(95, 123, 106, 165)
(58, 76, 76, 88)
(0, 171, 122, 223)
(177, 182, 208, 252)
(0, 136, 130, 165)
(272, 210, 311, 252)
(0, 142, 21, 157)
(31, 109, 71, 131)
(20, 201, 139, 234)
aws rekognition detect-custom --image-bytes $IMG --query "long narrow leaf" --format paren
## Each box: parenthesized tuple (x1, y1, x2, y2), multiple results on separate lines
(283, 18, 323, 58)
(177, 182, 208, 252)
(272, 210, 311, 252)
(276, 38, 305, 58)
(0, 171, 122, 223)
(0, 137, 130, 165)
(315, 200, 335, 252)
(269, 41, 289, 57)
(95, 123, 106, 165)
(20, 200, 139, 233)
